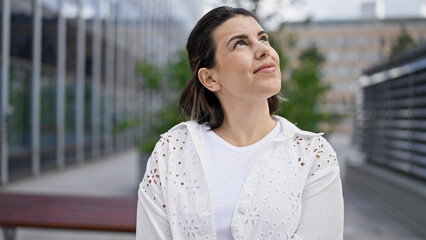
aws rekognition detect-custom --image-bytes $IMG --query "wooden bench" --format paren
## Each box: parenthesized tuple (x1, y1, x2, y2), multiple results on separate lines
(0, 192, 137, 240)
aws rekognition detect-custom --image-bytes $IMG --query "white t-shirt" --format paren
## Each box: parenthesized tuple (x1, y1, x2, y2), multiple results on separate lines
(202, 122, 281, 240)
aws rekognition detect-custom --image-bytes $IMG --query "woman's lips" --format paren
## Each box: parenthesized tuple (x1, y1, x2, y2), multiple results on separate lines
(254, 63, 276, 73)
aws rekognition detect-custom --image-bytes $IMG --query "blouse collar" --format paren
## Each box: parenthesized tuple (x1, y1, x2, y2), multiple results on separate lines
(167, 115, 323, 146)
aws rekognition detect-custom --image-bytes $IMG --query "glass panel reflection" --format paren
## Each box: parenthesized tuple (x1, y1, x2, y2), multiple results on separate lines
(40, 0, 58, 170)
(9, 0, 33, 178)
(64, 0, 77, 163)
(3, 0, 201, 181)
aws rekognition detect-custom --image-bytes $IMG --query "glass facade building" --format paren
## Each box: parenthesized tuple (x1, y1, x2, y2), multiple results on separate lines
(0, 0, 203, 184)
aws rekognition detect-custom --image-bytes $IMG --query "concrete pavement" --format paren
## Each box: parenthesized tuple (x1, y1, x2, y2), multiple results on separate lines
(0, 149, 139, 240)
(0, 134, 422, 240)
(328, 133, 421, 240)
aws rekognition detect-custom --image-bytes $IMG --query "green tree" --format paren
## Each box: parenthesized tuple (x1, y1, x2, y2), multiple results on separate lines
(138, 49, 191, 152)
(277, 46, 330, 132)
(111, 60, 164, 141)
(390, 24, 415, 57)
(136, 61, 163, 89)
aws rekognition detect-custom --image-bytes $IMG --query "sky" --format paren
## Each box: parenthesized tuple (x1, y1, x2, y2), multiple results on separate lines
(203, 0, 426, 29)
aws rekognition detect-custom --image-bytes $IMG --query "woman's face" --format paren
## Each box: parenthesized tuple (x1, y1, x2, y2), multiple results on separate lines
(209, 15, 281, 103)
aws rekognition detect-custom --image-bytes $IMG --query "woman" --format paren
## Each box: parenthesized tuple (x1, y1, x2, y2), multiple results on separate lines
(137, 6, 343, 240)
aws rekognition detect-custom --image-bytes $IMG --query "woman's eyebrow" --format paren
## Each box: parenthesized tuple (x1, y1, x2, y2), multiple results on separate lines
(226, 30, 267, 47)
(227, 34, 248, 47)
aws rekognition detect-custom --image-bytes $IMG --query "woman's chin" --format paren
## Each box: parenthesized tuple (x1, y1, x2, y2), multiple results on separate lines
(264, 79, 282, 95)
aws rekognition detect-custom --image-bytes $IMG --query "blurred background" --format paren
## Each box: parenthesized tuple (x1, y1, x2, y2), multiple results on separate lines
(0, 0, 425, 239)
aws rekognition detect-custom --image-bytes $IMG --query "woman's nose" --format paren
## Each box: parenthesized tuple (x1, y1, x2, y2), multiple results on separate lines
(255, 42, 270, 59)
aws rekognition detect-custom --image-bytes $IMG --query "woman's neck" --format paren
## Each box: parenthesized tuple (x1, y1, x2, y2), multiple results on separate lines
(213, 99, 277, 147)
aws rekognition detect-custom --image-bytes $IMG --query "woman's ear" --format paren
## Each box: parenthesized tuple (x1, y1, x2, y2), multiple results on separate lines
(198, 68, 221, 92)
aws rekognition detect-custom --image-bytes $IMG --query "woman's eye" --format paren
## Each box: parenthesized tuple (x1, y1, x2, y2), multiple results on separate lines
(234, 40, 246, 48)
(260, 35, 269, 42)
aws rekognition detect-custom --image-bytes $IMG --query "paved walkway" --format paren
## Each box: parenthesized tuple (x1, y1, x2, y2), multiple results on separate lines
(0, 134, 421, 240)
(0, 149, 139, 240)
(328, 133, 421, 240)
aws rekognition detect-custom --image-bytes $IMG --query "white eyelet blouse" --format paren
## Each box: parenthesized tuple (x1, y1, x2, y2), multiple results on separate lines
(136, 115, 344, 240)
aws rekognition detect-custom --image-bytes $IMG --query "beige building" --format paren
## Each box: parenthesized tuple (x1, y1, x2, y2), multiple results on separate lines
(275, 18, 426, 132)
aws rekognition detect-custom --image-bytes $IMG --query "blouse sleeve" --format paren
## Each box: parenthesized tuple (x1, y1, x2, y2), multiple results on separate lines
(136, 136, 173, 240)
(293, 136, 344, 240)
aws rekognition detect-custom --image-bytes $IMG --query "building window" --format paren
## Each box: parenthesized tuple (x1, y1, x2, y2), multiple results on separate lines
(9, 0, 33, 153)
(40, 1, 59, 167)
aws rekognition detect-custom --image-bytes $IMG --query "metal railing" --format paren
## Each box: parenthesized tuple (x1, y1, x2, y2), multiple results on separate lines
(358, 50, 426, 180)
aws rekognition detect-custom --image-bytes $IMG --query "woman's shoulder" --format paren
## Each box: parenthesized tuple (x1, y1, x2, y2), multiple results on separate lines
(274, 115, 323, 138)
(158, 120, 204, 146)
(160, 120, 196, 137)
(274, 116, 339, 174)
(274, 115, 336, 159)
(150, 121, 197, 163)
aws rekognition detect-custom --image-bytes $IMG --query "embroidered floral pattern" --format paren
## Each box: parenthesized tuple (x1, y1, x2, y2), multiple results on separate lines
(309, 136, 339, 177)
(186, 178, 201, 201)
(244, 206, 261, 226)
(182, 219, 200, 239)
(146, 168, 160, 187)
(287, 191, 301, 211)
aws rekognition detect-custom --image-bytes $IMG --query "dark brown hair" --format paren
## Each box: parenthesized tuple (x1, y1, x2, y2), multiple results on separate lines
(179, 6, 280, 130)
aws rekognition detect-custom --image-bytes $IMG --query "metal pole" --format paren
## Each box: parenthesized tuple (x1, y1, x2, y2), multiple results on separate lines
(1, 0, 11, 185)
(166, 0, 171, 101)
(136, 1, 144, 142)
(115, 1, 123, 150)
(147, 0, 153, 133)
(91, 0, 101, 158)
(124, 2, 131, 147)
(75, 0, 86, 163)
(31, 0, 42, 176)
(56, 0, 66, 169)
(145, 0, 152, 137)
(120, 2, 128, 148)
(104, 1, 115, 154)
(129, 4, 137, 146)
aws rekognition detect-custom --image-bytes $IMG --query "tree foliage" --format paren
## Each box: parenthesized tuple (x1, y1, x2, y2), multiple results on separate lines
(138, 49, 191, 152)
(136, 61, 163, 89)
(169, 49, 193, 91)
(389, 24, 415, 58)
(277, 46, 330, 132)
